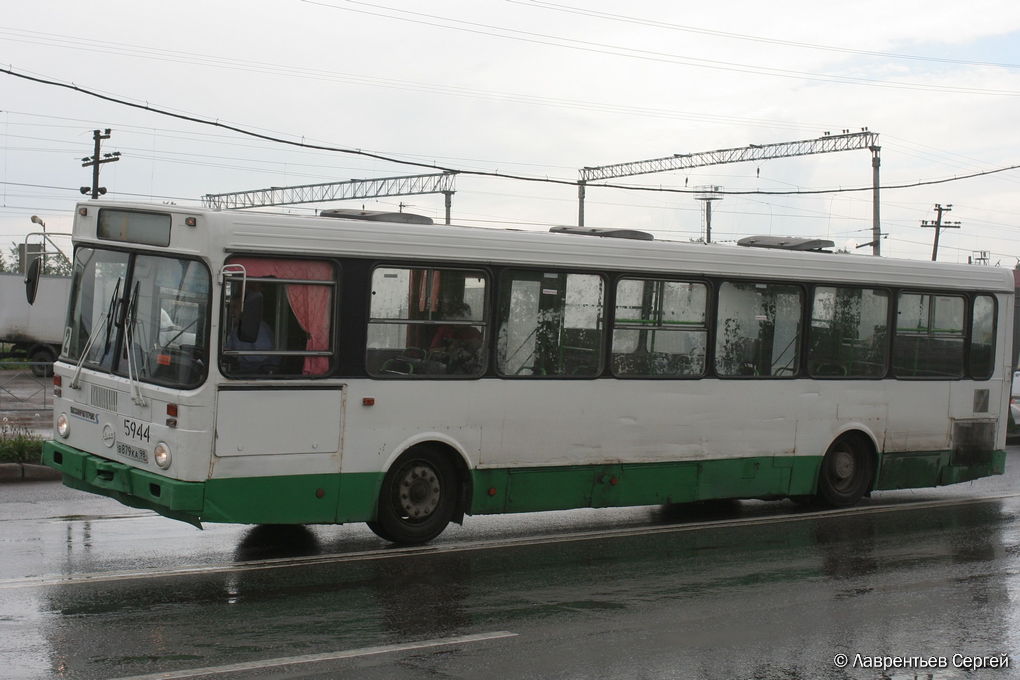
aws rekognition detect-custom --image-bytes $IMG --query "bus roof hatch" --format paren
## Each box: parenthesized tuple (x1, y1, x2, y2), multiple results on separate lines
(737, 235, 834, 252)
(549, 226, 654, 241)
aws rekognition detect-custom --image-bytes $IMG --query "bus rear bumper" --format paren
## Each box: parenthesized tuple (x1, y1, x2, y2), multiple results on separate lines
(42, 440, 205, 527)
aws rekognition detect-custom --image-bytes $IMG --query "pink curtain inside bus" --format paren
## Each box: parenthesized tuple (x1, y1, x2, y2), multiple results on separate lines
(228, 257, 334, 376)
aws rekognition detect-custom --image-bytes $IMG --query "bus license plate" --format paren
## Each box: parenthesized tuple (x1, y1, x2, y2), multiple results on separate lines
(116, 442, 148, 464)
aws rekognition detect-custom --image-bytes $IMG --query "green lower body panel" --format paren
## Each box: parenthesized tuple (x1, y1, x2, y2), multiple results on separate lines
(43, 440, 1006, 527)
(469, 455, 825, 515)
(875, 448, 1006, 490)
(42, 441, 372, 526)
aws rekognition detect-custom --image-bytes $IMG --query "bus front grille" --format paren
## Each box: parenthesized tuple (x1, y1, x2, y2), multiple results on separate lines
(91, 385, 118, 413)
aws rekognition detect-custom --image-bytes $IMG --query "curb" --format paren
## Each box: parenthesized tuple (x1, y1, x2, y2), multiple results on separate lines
(0, 462, 62, 483)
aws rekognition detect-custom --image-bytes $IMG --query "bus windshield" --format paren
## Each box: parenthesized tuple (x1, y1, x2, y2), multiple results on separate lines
(63, 247, 211, 388)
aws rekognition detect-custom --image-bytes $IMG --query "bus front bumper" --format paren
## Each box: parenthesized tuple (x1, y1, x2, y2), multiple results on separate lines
(42, 440, 205, 527)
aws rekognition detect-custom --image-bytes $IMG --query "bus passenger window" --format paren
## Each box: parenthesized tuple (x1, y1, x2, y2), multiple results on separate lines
(808, 287, 888, 378)
(220, 257, 336, 378)
(970, 295, 995, 380)
(496, 271, 605, 377)
(715, 281, 802, 378)
(893, 293, 964, 378)
(611, 278, 707, 378)
(366, 267, 487, 378)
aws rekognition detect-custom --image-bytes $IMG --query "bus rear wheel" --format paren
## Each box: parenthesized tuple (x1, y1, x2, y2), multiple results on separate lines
(817, 435, 874, 508)
(368, 448, 457, 545)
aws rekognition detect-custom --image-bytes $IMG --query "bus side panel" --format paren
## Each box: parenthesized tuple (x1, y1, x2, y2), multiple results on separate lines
(469, 455, 823, 515)
(214, 387, 343, 457)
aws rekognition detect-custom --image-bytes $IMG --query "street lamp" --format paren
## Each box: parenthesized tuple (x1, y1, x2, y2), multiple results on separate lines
(30, 215, 46, 233)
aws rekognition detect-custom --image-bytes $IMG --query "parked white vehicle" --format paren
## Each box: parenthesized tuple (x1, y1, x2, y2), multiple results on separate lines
(0, 272, 70, 375)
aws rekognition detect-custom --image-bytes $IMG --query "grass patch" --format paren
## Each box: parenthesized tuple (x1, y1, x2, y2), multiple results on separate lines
(0, 421, 43, 464)
(0, 361, 30, 371)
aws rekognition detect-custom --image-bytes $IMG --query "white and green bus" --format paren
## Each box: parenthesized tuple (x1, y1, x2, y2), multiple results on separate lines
(39, 201, 1013, 544)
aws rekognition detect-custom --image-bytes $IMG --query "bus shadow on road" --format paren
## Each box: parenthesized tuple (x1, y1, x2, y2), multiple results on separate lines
(653, 499, 745, 524)
(234, 524, 323, 561)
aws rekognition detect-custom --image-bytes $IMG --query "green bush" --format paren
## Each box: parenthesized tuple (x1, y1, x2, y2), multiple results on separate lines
(0, 421, 43, 463)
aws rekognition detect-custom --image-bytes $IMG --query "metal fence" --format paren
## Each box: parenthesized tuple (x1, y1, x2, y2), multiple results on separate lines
(0, 363, 53, 421)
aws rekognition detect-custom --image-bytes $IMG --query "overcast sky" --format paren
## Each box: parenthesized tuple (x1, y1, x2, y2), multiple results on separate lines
(2, 0, 1019, 264)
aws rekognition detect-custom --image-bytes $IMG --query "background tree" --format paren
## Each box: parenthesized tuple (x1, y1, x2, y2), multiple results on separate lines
(2, 241, 71, 276)
(0, 244, 17, 274)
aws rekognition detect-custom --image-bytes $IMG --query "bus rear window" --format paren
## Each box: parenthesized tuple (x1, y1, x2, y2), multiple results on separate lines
(97, 209, 171, 247)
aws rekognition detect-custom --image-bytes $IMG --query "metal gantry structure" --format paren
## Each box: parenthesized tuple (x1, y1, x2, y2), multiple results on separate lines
(577, 130, 883, 255)
(203, 172, 457, 224)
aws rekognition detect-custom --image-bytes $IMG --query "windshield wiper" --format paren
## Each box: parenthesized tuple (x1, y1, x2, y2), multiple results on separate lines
(70, 277, 121, 390)
(123, 280, 147, 407)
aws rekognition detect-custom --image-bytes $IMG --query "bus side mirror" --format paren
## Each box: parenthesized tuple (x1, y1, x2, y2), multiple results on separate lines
(24, 257, 41, 305)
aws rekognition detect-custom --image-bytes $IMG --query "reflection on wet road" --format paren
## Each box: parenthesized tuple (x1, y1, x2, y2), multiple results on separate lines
(3, 452, 1020, 679)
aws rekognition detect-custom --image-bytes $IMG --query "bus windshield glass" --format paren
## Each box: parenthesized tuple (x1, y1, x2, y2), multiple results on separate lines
(63, 247, 211, 388)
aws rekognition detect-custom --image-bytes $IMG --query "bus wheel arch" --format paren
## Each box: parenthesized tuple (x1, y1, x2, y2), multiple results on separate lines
(816, 430, 877, 508)
(367, 442, 469, 545)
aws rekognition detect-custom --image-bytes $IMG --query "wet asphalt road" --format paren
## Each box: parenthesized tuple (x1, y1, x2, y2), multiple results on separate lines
(3, 451, 1020, 680)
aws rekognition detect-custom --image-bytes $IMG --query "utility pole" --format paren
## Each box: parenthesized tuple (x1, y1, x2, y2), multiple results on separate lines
(921, 203, 961, 262)
(870, 144, 882, 256)
(80, 129, 121, 199)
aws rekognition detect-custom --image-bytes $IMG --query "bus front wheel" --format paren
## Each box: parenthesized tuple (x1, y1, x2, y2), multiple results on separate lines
(817, 435, 874, 508)
(368, 448, 457, 545)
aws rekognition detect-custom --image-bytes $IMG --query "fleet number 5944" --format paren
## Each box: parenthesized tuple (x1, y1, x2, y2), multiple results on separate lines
(123, 418, 151, 443)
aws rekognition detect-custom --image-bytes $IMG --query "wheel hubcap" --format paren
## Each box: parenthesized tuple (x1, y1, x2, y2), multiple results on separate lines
(831, 448, 856, 488)
(398, 464, 440, 519)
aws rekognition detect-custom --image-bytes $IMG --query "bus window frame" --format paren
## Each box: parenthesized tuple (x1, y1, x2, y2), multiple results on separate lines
(364, 263, 490, 380)
(967, 292, 997, 381)
(494, 267, 608, 380)
(218, 255, 339, 380)
(892, 289, 968, 380)
(62, 243, 213, 390)
(806, 284, 892, 380)
(609, 276, 711, 380)
(712, 278, 806, 380)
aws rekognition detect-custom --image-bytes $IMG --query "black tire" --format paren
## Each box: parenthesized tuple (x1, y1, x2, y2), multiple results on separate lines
(817, 436, 874, 508)
(29, 348, 54, 377)
(368, 448, 458, 545)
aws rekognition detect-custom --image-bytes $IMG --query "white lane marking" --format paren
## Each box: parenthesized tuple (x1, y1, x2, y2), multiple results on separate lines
(2, 492, 1019, 590)
(107, 630, 518, 680)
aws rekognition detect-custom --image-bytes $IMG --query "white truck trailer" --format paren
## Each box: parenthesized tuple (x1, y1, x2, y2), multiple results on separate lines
(0, 272, 70, 376)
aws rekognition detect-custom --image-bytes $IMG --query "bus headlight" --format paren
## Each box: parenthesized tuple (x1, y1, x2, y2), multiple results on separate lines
(56, 413, 70, 438)
(153, 442, 172, 470)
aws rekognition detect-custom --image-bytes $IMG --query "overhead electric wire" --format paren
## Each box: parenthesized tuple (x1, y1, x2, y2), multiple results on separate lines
(0, 180, 197, 203)
(3, 66, 1018, 199)
(0, 27, 826, 133)
(0, 109, 586, 174)
(510, 0, 1020, 70)
(301, 0, 1020, 96)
